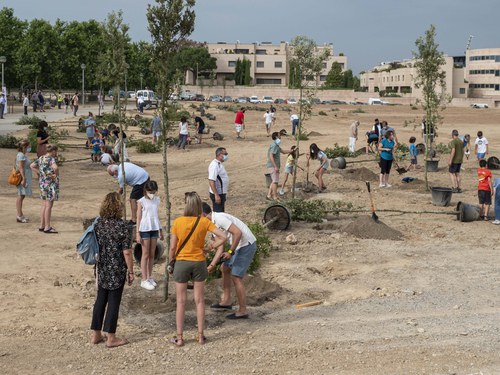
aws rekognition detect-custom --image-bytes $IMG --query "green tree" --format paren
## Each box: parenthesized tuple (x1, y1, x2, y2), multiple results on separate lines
(288, 36, 330, 198)
(126, 41, 155, 90)
(243, 58, 251, 85)
(413, 24, 447, 190)
(147, 0, 196, 301)
(170, 45, 216, 83)
(342, 69, 355, 89)
(0, 8, 27, 91)
(324, 61, 343, 88)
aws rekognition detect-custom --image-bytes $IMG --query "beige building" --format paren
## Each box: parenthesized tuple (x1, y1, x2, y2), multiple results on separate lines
(202, 41, 347, 87)
(360, 48, 500, 107)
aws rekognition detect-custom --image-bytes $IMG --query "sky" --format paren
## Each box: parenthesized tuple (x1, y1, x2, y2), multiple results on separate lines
(3, 0, 500, 75)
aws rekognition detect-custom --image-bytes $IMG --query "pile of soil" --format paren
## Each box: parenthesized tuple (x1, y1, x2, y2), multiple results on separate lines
(341, 167, 378, 181)
(343, 215, 403, 240)
(308, 131, 323, 137)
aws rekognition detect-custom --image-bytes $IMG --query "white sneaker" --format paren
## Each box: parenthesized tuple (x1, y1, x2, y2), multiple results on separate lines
(141, 280, 155, 290)
(148, 278, 157, 287)
(279, 190, 285, 196)
(385, 183, 392, 188)
(492, 220, 500, 225)
(379, 183, 386, 188)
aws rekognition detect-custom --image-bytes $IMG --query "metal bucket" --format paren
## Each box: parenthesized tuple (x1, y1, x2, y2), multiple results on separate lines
(456, 201, 480, 222)
(331, 156, 347, 169)
(133, 242, 165, 264)
(431, 187, 453, 207)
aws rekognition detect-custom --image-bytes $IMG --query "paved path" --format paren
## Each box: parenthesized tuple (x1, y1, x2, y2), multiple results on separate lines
(0, 105, 101, 135)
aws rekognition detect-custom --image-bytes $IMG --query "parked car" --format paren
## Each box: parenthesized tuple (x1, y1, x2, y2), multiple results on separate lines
(223, 96, 233, 102)
(274, 98, 285, 104)
(127, 91, 136, 99)
(168, 93, 179, 100)
(310, 98, 321, 105)
(180, 91, 195, 100)
(135, 89, 159, 109)
(249, 96, 261, 104)
(237, 96, 250, 103)
(262, 96, 274, 104)
(108, 89, 126, 98)
(471, 103, 489, 108)
(286, 98, 297, 105)
(208, 95, 223, 102)
(194, 94, 206, 101)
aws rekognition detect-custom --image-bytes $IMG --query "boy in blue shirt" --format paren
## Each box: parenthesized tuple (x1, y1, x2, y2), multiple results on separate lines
(91, 133, 103, 162)
(408, 136, 418, 170)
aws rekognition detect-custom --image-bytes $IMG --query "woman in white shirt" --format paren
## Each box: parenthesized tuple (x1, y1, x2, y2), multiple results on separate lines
(177, 116, 189, 150)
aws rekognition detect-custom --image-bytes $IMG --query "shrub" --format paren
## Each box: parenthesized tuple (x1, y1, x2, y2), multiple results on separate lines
(16, 115, 43, 128)
(0, 134, 19, 148)
(134, 139, 161, 153)
(435, 142, 451, 154)
(350, 107, 365, 114)
(324, 143, 363, 158)
(295, 132, 309, 141)
(282, 198, 353, 223)
(318, 110, 327, 116)
(100, 112, 120, 123)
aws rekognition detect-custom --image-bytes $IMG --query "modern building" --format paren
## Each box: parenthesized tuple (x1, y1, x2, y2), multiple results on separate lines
(360, 48, 500, 107)
(201, 41, 347, 87)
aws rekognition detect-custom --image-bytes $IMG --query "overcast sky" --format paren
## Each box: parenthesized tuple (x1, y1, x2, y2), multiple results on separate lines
(3, 0, 500, 74)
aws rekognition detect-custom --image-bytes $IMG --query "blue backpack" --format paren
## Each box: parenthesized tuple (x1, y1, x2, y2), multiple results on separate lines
(76, 217, 100, 265)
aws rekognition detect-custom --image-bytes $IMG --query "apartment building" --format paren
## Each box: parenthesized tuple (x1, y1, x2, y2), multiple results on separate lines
(204, 41, 347, 87)
(466, 48, 500, 99)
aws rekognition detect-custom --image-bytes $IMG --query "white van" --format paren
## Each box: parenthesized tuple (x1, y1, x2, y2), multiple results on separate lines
(135, 90, 159, 109)
(368, 98, 383, 105)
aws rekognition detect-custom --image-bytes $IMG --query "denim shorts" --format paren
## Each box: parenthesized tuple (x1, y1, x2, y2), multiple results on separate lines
(223, 242, 257, 278)
(139, 230, 159, 240)
(477, 153, 486, 160)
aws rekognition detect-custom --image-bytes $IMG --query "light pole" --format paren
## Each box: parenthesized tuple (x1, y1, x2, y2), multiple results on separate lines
(81, 63, 86, 106)
(140, 73, 143, 90)
(0, 56, 6, 91)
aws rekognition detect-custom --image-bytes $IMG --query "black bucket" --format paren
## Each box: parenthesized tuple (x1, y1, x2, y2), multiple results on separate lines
(331, 156, 347, 169)
(487, 156, 500, 170)
(426, 160, 439, 172)
(431, 187, 453, 207)
(456, 201, 480, 222)
(133, 242, 165, 264)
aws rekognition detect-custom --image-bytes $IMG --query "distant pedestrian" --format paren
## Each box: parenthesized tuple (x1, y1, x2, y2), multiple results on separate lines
(0, 93, 6, 119)
(192, 113, 205, 144)
(151, 112, 162, 144)
(348, 120, 359, 152)
(72, 92, 79, 116)
(448, 129, 464, 193)
(31, 92, 38, 112)
(38, 91, 45, 112)
(177, 116, 189, 150)
(57, 92, 63, 109)
(290, 113, 299, 136)
(263, 110, 273, 137)
(208, 147, 229, 212)
(64, 95, 70, 114)
(23, 94, 29, 115)
(85, 112, 96, 149)
(474, 131, 489, 161)
(234, 108, 245, 139)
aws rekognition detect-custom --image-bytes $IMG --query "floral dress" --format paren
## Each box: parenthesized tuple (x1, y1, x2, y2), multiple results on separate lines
(94, 217, 132, 290)
(32, 155, 59, 201)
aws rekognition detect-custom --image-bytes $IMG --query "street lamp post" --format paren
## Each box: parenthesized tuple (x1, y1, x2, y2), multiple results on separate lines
(0, 56, 6, 91)
(81, 63, 86, 106)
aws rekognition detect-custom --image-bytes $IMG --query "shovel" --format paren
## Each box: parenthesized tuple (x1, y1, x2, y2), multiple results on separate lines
(365, 181, 379, 222)
(394, 161, 407, 175)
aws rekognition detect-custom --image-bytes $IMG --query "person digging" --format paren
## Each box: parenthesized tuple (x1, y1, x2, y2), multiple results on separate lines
(202, 203, 257, 319)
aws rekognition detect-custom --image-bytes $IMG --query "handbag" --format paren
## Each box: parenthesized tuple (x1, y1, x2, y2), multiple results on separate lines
(168, 216, 201, 273)
(7, 158, 22, 186)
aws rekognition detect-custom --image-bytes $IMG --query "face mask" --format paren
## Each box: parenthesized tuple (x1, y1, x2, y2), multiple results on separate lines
(147, 193, 156, 199)
(222, 154, 228, 162)
(275, 138, 282, 145)
(26, 146, 32, 153)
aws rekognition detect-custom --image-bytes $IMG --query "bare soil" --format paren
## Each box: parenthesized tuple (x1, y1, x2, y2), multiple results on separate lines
(0, 104, 499, 374)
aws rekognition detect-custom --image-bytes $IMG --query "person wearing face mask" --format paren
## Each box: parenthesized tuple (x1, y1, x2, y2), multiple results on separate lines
(266, 132, 290, 201)
(15, 140, 33, 223)
(36, 121, 50, 157)
(136, 180, 163, 291)
(208, 147, 229, 212)
(378, 130, 397, 188)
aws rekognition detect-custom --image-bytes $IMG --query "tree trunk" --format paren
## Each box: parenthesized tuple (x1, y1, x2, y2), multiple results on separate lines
(161, 114, 172, 302)
(291, 88, 303, 199)
(117, 84, 127, 220)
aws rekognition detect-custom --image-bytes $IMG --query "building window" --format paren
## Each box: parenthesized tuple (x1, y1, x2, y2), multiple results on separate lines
(320, 75, 327, 81)
(495, 85, 500, 91)
(228, 61, 236, 67)
(256, 78, 282, 85)
(256, 61, 264, 68)
(459, 88, 465, 94)
(322, 63, 327, 69)
(274, 61, 282, 68)
(256, 49, 267, 55)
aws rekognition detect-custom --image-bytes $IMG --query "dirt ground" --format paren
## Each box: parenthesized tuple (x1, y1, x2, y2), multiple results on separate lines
(0, 102, 499, 374)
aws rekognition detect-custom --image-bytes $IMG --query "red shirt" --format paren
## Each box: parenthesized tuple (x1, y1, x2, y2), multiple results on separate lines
(235, 111, 244, 124)
(477, 167, 492, 191)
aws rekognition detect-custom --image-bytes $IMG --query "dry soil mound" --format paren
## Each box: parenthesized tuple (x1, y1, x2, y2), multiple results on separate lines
(341, 167, 378, 182)
(343, 215, 403, 240)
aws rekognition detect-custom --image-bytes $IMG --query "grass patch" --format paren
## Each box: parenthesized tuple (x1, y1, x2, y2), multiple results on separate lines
(350, 107, 365, 114)
(281, 199, 353, 223)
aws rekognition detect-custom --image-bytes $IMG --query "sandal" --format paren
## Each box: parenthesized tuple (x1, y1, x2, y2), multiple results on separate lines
(196, 333, 207, 345)
(16, 216, 29, 223)
(38, 227, 45, 232)
(44, 227, 58, 234)
(170, 335, 184, 347)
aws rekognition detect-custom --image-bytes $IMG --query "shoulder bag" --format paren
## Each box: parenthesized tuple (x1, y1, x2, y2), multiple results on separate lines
(7, 158, 22, 186)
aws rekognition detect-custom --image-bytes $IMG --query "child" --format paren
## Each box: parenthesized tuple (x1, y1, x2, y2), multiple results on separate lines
(91, 133, 103, 162)
(136, 180, 163, 290)
(309, 143, 329, 192)
(408, 136, 418, 170)
(177, 116, 189, 150)
(100, 145, 113, 166)
(474, 131, 489, 161)
(263, 110, 273, 137)
(477, 159, 493, 220)
(279, 146, 304, 195)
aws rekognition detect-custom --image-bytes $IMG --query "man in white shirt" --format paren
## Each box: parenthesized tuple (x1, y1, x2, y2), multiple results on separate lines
(349, 120, 359, 152)
(0, 93, 6, 119)
(263, 110, 273, 137)
(290, 113, 299, 136)
(202, 203, 257, 319)
(474, 131, 489, 160)
(107, 162, 149, 225)
(208, 147, 229, 212)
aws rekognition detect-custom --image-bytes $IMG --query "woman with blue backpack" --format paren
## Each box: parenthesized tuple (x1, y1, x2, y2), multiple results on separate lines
(90, 192, 134, 348)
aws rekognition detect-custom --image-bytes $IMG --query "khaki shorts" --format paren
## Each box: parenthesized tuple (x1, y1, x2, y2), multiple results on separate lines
(173, 260, 208, 283)
(267, 167, 279, 183)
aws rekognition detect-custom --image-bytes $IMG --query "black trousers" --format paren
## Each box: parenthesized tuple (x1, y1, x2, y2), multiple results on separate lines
(90, 281, 125, 334)
(210, 192, 226, 212)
